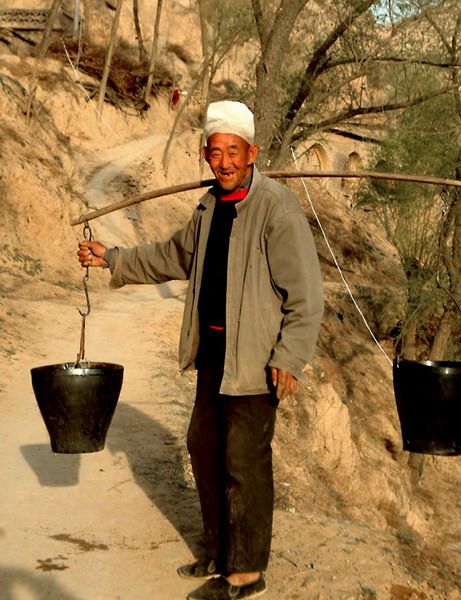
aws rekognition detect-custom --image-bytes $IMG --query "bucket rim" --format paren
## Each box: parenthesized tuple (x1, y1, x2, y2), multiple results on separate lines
(31, 362, 124, 376)
(393, 357, 461, 374)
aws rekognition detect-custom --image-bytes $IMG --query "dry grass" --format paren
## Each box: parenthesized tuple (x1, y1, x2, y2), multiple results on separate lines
(47, 38, 174, 111)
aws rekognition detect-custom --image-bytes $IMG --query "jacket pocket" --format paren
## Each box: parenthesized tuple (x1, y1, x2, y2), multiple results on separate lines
(259, 301, 282, 354)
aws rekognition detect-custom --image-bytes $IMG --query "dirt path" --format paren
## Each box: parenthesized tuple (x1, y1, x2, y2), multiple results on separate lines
(2, 135, 460, 599)
(3, 283, 459, 600)
(0, 281, 206, 600)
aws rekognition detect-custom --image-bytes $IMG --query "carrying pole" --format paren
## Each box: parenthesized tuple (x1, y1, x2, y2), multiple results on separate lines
(70, 170, 461, 226)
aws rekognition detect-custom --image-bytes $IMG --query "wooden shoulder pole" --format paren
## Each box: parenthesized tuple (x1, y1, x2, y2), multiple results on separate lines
(71, 178, 215, 226)
(70, 170, 461, 226)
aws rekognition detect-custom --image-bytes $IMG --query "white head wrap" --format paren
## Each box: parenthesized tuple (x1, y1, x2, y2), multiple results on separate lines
(204, 101, 255, 145)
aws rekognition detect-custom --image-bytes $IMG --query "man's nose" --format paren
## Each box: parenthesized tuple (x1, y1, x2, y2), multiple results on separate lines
(219, 153, 231, 168)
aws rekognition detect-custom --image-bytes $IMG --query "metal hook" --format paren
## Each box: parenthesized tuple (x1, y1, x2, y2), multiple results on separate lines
(77, 221, 92, 318)
(76, 221, 93, 365)
(82, 220, 92, 243)
(77, 273, 91, 318)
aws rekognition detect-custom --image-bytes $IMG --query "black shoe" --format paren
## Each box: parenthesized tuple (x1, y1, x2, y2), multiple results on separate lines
(178, 558, 220, 581)
(187, 575, 266, 599)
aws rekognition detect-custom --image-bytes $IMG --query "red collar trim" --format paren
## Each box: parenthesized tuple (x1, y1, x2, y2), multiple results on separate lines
(220, 188, 249, 201)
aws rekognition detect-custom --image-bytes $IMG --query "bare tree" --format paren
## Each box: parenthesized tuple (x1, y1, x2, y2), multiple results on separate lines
(251, 0, 309, 166)
(162, 0, 253, 172)
(196, 0, 254, 166)
(249, 0, 461, 170)
(355, 1, 461, 360)
(423, 0, 461, 359)
(431, 188, 461, 360)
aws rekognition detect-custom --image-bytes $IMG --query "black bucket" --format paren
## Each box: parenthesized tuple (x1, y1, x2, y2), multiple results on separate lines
(31, 362, 124, 454)
(393, 358, 461, 455)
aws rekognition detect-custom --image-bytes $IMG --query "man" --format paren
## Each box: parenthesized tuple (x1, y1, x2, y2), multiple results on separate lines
(77, 101, 324, 600)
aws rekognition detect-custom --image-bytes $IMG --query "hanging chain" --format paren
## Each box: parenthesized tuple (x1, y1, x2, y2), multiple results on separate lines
(76, 221, 92, 366)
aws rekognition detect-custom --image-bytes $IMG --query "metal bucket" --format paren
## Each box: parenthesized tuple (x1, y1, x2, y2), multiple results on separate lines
(393, 358, 461, 455)
(31, 362, 124, 454)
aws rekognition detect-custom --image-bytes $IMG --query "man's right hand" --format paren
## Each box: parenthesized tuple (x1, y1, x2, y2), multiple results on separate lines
(77, 241, 108, 268)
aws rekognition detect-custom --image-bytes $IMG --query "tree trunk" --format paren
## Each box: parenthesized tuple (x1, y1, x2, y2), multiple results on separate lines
(144, 0, 164, 104)
(162, 68, 206, 171)
(429, 309, 453, 360)
(401, 272, 429, 360)
(133, 0, 148, 64)
(97, 0, 123, 118)
(430, 188, 461, 360)
(402, 317, 417, 361)
(35, 0, 62, 60)
(26, 0, 62, 123)
(252, 0, 308, 168)
(72, 0, 80, 36)
(197, 0, 211, 105)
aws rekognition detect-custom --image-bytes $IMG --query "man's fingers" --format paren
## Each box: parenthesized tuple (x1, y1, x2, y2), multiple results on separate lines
(76, 241, 108, 268)
(277, 370, 286, 399)
(77, 245, 92, 266)
(270, 367, 278, 388)
(271, 368, 298, 400)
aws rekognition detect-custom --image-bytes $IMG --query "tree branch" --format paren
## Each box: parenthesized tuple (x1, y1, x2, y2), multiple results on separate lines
(321, 56, 461, 70)
(251, 0, 268, 50)
(421, 6, 453, 53)
(284, 0, 375, 122)
(291, 83, 461, 143)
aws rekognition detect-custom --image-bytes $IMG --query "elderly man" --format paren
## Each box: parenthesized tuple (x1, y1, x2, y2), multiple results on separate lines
(77, 101, 324, 600)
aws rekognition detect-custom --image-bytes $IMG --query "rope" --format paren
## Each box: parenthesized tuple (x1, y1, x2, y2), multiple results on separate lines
(290, 147, 393, 367)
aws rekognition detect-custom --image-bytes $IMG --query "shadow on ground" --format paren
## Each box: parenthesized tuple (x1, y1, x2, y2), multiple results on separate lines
(21, 445, 81, 486)
(21, 402, 202, 557)
(0, 567, 81, 600)
(107, 402, 203, 555)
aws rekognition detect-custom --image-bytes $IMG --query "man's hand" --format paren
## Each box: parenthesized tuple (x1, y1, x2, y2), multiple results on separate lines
(270, 367, 298, 400)
(77, 241, 108, 268)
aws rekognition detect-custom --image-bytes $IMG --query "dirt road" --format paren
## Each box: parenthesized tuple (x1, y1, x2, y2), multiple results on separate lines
(1, 132, 460, 600)
(2, 271, 461, 599)
(1, 281, 207, 600)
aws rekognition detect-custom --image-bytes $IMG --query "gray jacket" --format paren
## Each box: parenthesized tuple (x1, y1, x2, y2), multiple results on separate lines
(109, 168, 324, 395)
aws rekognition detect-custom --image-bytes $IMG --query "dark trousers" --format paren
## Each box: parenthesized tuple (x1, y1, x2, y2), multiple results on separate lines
(187, 330, 277, 574)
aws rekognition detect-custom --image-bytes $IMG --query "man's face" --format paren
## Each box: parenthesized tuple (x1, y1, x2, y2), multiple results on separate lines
(203, 133, 259, 191)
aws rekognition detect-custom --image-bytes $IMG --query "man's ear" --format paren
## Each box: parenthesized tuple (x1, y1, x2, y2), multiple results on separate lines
(202, 146, 209, 162)
(248, 144, 259, 165)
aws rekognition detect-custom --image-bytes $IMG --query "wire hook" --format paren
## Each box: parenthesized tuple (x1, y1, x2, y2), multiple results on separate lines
(76, 221, 93, 366)
(77, 221, 92, 318)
